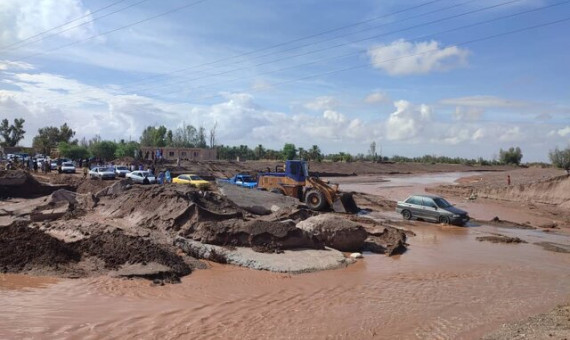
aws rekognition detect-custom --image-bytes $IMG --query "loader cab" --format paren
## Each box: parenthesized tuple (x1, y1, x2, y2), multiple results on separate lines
(285, 160, 309, 182)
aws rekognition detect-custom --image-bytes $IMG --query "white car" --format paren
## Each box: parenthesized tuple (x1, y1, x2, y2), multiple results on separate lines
(61, 162, 76, 173)
(50, 161, 58, 170)
(114, 165, 131, 177)
(89, 167, 116, 180)
(126, 170, 156, 184)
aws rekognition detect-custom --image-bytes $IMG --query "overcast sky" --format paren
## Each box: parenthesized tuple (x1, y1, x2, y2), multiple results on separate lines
(1, 0, 569, 161)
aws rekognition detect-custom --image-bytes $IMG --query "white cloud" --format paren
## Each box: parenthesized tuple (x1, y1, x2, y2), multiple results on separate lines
(499, 126, 522, 142)
(323, 110, 346, 123)
(472, 128, 485, 141)
(364, 91, 390, 104)
(557, 126, 570, 137)
(453, 106, 483, 121)
(386, 100, 431, 140)
(0, 0, 95, 47)
(304, 96, 338, 111)
(367, 39, 468, 76)
(440, 95, 528, 108)
(0, 60, 34, 71)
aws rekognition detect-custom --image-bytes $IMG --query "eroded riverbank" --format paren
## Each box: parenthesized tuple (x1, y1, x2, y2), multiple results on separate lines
(1, 168, 569, 339)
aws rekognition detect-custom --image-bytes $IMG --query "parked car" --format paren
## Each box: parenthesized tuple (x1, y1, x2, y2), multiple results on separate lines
(61, 162, 76, 173)
(172, 174, 210, 189)
(395, 194, 470, 226)
(114, 165, 131, 177)
(50, 161, 58, 170)
(89, 167, 116, 180)
(217, 173, 257, 188)
(126, 170, 156, 184)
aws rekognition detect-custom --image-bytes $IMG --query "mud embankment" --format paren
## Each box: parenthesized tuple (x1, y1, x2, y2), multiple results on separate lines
(430, 174, 570, 208)
(0, 170, 409, 280)
(0, 170, 73, 198)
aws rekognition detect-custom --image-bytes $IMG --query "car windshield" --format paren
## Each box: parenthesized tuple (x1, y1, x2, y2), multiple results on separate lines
(190, 176, 202, 180)
(102, 167, 114, 172)
(434, 197, 452, 208)
(63, 162, 73, 166)
(116, 166, 128, 170)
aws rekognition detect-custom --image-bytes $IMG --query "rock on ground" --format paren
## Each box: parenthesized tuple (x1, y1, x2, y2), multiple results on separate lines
(218, 182, 300, 215)
(175, 237, 354, 273)
(296, 214, 368, 252)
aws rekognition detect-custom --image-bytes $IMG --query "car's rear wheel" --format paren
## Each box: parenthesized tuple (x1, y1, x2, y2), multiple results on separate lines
(439, 215, 450, 225)
(402, 209, 412, 220)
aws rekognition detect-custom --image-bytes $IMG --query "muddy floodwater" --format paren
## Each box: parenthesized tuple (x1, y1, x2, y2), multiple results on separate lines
(2, 172, 569, 339)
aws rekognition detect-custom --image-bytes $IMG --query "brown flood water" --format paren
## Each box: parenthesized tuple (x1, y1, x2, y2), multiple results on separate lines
(1, 173, 569, 339)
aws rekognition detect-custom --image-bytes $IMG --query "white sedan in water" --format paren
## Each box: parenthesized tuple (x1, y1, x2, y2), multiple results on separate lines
(126, 170, 156, 184)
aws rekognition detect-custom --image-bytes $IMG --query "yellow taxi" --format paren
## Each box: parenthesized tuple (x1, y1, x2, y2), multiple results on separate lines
(172, 174, 210, 189)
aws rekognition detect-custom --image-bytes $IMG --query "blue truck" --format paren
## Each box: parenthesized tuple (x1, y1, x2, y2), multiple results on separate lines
(217, 173, 258, 188)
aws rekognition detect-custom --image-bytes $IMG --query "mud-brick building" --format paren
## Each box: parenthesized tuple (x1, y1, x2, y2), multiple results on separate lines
(139, 147, 217, 161)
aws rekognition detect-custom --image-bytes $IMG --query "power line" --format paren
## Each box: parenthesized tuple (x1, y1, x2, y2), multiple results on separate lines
(116, 0, 490, 93)
(9, 0, 212, 63)
(111, 0, 449, 88)
(0, 0, 140, 52)
(177, 16, 570, 103)
(131, 0, 539, 95)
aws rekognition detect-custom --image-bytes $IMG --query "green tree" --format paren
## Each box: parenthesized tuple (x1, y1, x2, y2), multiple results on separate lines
(115, 141, 140, 159)
(308, 145, 322, 162)
(140, 125, 168, 147)
(549, 146, 570, 174)
(0, 118, 26, 147)
(282, 143, 296, 160)
(499, 146, 523, 165)
(368, 141, 377, 161)
(90, 140, 117, 161)
(32, 123, 76, 156)
(171, 124, 197, 148)
(195, 126, 207, 148)
(58, 142, 89, 160)
(254, 144, 265, 160)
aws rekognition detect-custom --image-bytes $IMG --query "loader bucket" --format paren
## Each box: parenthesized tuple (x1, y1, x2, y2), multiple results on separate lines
(332, 192, 359, 214)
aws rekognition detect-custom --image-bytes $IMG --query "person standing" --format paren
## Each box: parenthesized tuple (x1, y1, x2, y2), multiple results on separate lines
(507, 174, 511, 186)
(165, 169, 171, 183)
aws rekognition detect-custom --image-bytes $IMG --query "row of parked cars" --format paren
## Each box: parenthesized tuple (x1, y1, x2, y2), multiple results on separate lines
(88, 166, 210, 188)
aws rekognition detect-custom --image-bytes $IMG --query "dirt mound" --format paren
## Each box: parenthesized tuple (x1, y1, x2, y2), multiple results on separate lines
(70, 230, 191, 280)
(476, 175, 570, 206)
(97, 185, 244, 234)
(0, 170, 72, 198)
(0, 223, 81, 273)
(364, 227, 408, 256)
(184, 219, 324, 253)
(296, 214, 368, 252)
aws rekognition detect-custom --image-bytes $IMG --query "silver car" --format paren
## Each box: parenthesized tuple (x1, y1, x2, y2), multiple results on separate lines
(126, 170, 156, 184)
(396, 194, 470, 226)
(89, 167, 116, 180)
(114, 165, 131, 177)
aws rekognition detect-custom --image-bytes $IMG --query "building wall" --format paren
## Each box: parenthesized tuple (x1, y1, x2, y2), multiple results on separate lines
(139, 147, 217, 161)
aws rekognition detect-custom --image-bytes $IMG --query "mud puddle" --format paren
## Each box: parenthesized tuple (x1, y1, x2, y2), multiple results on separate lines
(1, 222, 569, 339)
